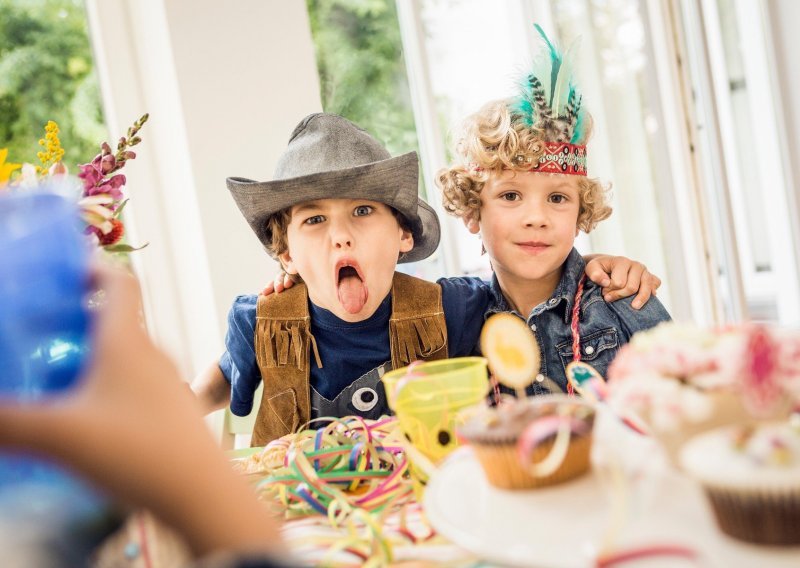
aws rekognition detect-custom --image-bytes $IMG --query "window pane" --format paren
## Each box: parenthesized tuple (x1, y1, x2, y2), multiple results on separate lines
(0, 0, 105, 167)
(416, 0, 532, 278)
(549, 0, 673, 311)
(305, 0, 446, 280)
(678, 0, 800, 323)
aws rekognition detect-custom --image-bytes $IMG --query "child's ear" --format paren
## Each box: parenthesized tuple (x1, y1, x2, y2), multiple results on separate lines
(464, 215, 480, 235)
(399, 228, 414, 254)
(277, 250, 299, 275)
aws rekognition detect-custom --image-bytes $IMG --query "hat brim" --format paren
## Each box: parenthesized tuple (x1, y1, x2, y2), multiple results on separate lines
(227, 151, 439, 264)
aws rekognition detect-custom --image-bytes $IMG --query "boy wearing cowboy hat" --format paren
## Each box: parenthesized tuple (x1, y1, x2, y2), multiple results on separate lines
(193, 113, 658, 446)
(193, 113, 488, 446)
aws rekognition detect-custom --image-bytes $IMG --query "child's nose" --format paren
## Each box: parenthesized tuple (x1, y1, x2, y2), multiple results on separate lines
(329, 221, 354, 248)
(522, 202, 548, 227)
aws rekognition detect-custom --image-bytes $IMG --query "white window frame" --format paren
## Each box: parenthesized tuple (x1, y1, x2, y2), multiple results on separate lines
(395, 0, 800, 326)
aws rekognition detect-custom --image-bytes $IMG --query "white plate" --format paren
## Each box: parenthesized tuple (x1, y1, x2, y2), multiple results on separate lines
(424, 447, 800, 568)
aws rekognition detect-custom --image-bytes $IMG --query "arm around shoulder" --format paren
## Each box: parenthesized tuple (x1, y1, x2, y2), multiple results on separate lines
(191, 360, 231, 414)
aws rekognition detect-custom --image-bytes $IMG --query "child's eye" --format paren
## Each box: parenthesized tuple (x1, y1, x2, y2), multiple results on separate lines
(549, 194, 568, 204)
(500, 192, 520, 202)
(354, 205, 374, 216)
(304, 215, 325, 225)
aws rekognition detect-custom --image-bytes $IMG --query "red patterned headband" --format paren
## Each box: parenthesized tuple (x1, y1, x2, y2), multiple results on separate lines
(532, 142, 587, 176)
(468, 141, 587, 177)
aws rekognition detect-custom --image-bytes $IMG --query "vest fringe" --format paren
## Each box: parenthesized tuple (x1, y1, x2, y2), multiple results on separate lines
(252, 274, 446, 446)
(256, 317, 312, 372)
(390, 312, 447, 367)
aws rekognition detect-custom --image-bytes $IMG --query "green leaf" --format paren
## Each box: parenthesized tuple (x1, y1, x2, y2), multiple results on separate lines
(113, 198, 129, 218)
(103, 242, 149, 253)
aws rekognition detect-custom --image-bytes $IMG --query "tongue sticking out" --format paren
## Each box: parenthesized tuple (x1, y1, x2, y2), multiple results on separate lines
(337, 266, 367, 314)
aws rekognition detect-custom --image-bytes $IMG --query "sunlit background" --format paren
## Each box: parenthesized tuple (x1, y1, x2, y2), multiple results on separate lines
(2, 0, 799, 439)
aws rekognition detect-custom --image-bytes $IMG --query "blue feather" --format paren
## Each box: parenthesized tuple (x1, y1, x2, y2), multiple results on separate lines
(534, 24, 561, 103)
(513, 23, 589, 144)
(571, 108, 587, 144)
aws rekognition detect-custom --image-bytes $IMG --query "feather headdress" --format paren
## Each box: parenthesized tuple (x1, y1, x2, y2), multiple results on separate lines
(510, 25, 589, 176)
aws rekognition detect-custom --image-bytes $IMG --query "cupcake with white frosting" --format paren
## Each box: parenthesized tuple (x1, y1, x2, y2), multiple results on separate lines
(680, 421, 800, 545)
(607, 322, 800, 463)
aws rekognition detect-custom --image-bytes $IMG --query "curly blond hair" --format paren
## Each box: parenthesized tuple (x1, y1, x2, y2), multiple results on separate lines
(436, 100, 611, 232)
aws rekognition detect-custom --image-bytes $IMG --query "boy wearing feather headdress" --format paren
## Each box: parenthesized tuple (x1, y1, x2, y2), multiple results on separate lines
(436, 25, 671, 394)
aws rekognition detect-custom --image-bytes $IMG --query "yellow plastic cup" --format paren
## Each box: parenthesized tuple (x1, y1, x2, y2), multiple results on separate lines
(382, 357, 489, 466)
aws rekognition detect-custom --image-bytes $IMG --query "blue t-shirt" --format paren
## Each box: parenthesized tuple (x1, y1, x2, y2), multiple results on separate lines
(219, 276, 489, 417)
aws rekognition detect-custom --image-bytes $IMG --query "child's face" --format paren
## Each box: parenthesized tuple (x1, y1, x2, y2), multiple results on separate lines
(279, 199, 414, 322)
(470, 170, 580, 286)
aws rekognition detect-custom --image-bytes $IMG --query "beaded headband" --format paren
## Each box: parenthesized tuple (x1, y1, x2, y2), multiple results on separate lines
(511, 25, 589, 177)
(533, 141, 587, 176)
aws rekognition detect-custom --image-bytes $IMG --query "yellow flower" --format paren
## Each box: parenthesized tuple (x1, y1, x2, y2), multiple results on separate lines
(0, 148, 22, 186)
(36, 120, 65, 171)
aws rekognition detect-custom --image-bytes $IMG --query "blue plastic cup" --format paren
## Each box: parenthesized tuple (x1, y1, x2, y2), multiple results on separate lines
(0, 190, 91, 400)
(0, 191, 119, 558)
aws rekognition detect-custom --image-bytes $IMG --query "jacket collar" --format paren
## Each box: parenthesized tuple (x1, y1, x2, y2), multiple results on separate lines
(486, 248, 585, 323)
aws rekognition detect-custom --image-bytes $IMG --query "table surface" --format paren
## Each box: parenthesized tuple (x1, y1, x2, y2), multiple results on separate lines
(91, 408, 800, 567)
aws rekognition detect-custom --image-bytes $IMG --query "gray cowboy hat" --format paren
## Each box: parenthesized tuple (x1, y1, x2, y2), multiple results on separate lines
(227, 113, 440, 264)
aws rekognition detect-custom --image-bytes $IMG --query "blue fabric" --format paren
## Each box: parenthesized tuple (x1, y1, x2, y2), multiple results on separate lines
(218, 275, 490, 417)
(484, 248, 671, 395)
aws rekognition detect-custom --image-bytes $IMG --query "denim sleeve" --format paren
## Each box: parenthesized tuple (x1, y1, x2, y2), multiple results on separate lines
(438, 276, 492, 357)
(607, 294, 671, 339)
(218, 295, 261, 417)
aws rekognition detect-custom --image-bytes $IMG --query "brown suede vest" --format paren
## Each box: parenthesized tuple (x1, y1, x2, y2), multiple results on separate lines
(250, 272, 448, 446)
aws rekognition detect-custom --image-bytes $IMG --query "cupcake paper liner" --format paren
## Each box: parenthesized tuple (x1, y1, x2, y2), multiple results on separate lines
(471, 434, 593, 490)
(702, 485, 800, 546)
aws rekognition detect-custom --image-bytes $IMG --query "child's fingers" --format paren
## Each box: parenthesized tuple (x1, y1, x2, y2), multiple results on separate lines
(584, 257, 613, 288)
(609, 258, 637, 291)
(259, 271, 295, 296)
(604, 262, 646, 303)
(642, 269, 661, 296)
(283, 272, 295, 289)
(275, 272, 286, 293)
(631, 271, 661, 309)
(260, 281, 277, 297)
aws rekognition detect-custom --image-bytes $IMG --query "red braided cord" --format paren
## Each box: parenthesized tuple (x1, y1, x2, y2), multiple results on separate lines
(568, 275, 586, 395)
(490, 374, 502, 405)
(137, 512, 153, 568)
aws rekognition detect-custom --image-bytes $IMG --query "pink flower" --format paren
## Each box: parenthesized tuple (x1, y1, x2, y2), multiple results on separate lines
(69, 112, 149, 252)
(78, 161, 103, 189)
(96, 176, 126, 200)
(100, 154, 116, 174)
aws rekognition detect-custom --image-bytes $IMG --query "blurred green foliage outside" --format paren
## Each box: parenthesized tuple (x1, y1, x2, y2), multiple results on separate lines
(306, 0, 420, 162)
(0, 0, 105, 168)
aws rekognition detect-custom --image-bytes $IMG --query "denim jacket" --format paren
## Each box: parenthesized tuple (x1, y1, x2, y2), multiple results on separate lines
(484, 248, 671, 394)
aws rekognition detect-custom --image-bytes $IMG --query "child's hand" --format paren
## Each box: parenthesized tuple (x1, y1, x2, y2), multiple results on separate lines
(260, 270, 295, 296)
(0, 264, 285, 557)
(584, 255, 661, 310)
(0, 264, 207, 496)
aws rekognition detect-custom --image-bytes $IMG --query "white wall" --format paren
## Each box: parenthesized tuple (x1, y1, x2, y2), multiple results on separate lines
(85, 0, 322, 382)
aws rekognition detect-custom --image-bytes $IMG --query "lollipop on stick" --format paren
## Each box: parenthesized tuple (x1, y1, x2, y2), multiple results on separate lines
(565, 361, 608, 402)
(481, 314, 541, 399)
